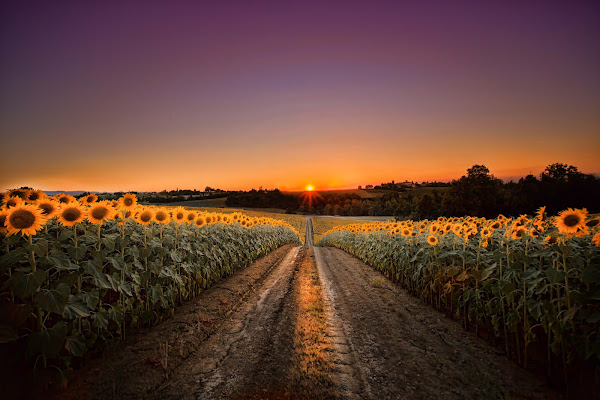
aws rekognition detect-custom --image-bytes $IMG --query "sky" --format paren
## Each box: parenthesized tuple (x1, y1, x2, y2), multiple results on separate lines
(1, 0, 599, 192)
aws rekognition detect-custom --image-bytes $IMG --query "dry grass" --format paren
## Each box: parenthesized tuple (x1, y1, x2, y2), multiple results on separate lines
(292, 248, 336, 399)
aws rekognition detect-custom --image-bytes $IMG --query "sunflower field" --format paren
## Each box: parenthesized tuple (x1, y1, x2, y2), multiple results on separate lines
(164, 206, 307, 244)
(0, 189, 301, 386)
(318, 208, 600, 381)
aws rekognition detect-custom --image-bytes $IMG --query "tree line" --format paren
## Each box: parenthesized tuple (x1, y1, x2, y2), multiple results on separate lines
(225, 163, 600, 218)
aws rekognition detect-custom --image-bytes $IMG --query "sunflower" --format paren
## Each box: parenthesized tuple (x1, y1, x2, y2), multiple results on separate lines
(81, 193, 98, 205)
(195, 216, 206, 227)
(0, 210, 8, 233)
(529, 228, 540, 238)
(185, 211, 197, 223)
(205, 215, 213, 224)
(87, 202, 115, 224)
(222, 215, 231, 224)
(555, 208, 587, 234)
(5, 204, 47, 236)
(511, 227, 527, 240)
(172, 207, 186, 223)
(489, 221, 501, 230)
(6, 188, 30, 200)
(154, 209, 171, 224)
(119, 193, 137, 209)
(536, 206, 547, 221)
(37, 199, 60, 219)
(593, 232, 600, 247)
(55, 193, 76, 204)
(543, 235, 558, 245)
(480, 227, 491, 238)
(586, 219, 599, 228)
(427, 235, 438, 246)
(481, 238, 489, 248)
(58, 203, 85, 227)
(3, 196, 23, 209)
(120, 209, 133, 220)
(137, 208, 155, 225)
(27, 189, 46, 203)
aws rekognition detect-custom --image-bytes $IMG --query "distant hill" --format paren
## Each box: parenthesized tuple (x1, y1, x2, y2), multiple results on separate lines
(44, 191, 98, 196)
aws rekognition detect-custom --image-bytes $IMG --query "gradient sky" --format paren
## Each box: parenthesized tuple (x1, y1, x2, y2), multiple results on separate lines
(1, 1, 599, 192)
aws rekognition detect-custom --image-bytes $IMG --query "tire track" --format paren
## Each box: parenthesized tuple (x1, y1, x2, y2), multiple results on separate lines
(314, 246, 560, 400)
(154, 246, 302, 400)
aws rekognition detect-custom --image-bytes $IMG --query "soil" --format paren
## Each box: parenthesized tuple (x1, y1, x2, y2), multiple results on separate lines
(44, 219, 561, 400)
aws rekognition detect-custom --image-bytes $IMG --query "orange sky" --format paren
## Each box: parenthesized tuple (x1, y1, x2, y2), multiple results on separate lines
(1, 2, 599, 192)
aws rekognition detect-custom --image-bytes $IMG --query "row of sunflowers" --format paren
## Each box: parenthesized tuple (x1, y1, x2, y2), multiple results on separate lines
(0, 189, 302, 237)
(318, 207, 599, 386)
(0, 188, 301, 389)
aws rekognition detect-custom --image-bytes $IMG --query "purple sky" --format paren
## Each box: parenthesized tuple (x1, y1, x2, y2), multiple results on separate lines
(1, 1, 599, 191)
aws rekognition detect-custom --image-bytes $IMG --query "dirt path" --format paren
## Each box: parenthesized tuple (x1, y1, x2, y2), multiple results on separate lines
(50, 219, 560, 400)
(314, 246, 559, 399)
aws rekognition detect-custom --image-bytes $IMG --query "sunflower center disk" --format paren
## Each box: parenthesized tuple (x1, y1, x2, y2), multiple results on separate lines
(9, 210, 36, 229)
(91, 208, 109, 220)
(63, 208, 81, 222)
(564, 214, 581, 227)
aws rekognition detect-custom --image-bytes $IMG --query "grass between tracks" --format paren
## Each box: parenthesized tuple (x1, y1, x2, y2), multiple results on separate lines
(292, 247, 336, 398)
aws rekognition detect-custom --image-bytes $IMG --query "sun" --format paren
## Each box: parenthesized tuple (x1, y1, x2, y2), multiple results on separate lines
(306, 185, 314, 191)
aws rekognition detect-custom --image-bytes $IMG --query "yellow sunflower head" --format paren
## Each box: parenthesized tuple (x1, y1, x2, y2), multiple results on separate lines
(0, 210, 9, 233)
(87, 201, 115, 224)
(26, 189, 46, 203)
(3, 196, 23, 209)
(195, 216, 206, 227)
(427, 235, 438, 246)
(221, 215, 231, 224)
(511, 227, 527, 240)
(58, 202, 85, 227)
(185, 211, 197, 223)
(55, 193, 76, 204)
(6, 188, 30, 200)
(154, 209, 171, 224)
(555, 208, 587, 234)
(593, 232, 600, 247)
(490, 221, 501, 230)
(81, 193, 98, 205)
(119, 193, 137, 209)
(5, 204, 47, 236)
(173, 207, 186, 223)
(137, 208, 155, 225)
(529, 228, 540, 238)
(205, 215, 213, 224)
(37, 199, 60, 219)
(536, 206, 547, 221)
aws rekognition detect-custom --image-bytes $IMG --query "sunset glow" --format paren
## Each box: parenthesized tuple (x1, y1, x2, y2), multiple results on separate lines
(0, 2, 598, 192)
(306, 186, 314, 192)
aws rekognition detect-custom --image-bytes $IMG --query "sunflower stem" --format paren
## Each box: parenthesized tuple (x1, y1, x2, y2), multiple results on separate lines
(29, 234, 36, 273)
(29, 235, 43, 332)
(97, 222, 102, 251)
(562, 249, 571, 310)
